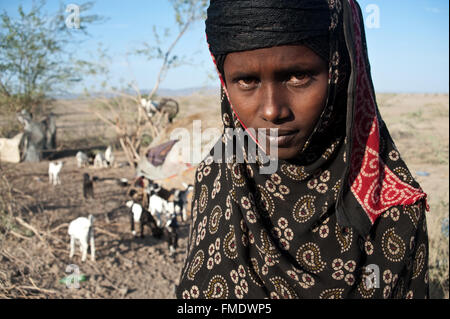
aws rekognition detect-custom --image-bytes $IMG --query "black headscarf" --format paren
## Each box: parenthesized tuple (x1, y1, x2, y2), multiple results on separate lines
(177, 0, 429, 299)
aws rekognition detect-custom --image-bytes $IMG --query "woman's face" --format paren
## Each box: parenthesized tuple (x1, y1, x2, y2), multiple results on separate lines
(223, 45, 329, 160)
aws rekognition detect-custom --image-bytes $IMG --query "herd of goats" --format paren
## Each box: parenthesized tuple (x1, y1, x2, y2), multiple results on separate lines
(0, 108, 195, 265)
(49, 148, 194, 263)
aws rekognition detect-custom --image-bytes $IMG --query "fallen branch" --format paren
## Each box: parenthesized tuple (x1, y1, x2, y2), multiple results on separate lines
(14, 217, 56, 259)
(95, 227, 120, 239)
(1, 249, 28, 267)
(10, 187, 35, 201)
(15, 217, 45, 243)
(119, 137, 135, 168)
(28, 277, 59, 296)
(18, 285, 58, 295)
(49, 223, 69, 233)
(8, 230, 31, 241)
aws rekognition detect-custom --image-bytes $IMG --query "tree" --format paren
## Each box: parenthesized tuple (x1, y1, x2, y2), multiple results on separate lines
(136, 0, 208, 100)
(0, 0, 105, 114)
(92, 0, 208, 167)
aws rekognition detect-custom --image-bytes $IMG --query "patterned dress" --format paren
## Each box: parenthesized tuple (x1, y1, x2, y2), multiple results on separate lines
(176, 0, 429, 299)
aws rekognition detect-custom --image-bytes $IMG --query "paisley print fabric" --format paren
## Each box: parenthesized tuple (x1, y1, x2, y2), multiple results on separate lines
(177, 0, 430, 299)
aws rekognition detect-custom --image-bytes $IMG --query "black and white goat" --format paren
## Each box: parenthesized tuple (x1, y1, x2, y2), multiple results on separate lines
(163, 214, 179, 257)
(126, 200, 163, 239)
(171, 183, 194, 222)
(146, 182, 174, 228)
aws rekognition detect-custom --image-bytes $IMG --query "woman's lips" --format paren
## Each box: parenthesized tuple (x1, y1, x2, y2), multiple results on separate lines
(257, 129, 299, 147)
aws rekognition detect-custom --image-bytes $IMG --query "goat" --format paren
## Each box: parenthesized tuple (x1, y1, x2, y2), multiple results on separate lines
(104, 146, 115, 168)
(146, 182, 174, 227)
(76, 151, 89, 168)
(68, 214, 95, 262)
(48, 161, 64, 185)
(83, 173, 94, 199)
(93, 152, 108, 168)
(125, 200, 163, 239)
(172, 183, 194, 222)
(164, 215, 179, 257)
(140, 98, 159, 117)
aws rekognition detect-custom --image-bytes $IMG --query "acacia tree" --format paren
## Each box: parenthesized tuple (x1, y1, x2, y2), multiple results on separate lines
(136, 0, 208, 99)
(0, 0, 105, 114)
(93, 0, 208, 167)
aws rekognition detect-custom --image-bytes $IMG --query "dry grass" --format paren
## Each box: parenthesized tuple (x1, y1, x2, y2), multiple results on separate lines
(377, 93, 449, 299)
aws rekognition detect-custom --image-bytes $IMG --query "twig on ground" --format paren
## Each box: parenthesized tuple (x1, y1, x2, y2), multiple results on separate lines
(14, 217, 56, 259)
(19, 285, 58, 295)
(28, 277, 59, 296)
(1, 249, 28, 267)
(10, 187, 34, 200)
(15, 217, 45, 242)
(95, 227, 120, 239)
(8, 230, 31, 241)
(49, 223, 69, 233)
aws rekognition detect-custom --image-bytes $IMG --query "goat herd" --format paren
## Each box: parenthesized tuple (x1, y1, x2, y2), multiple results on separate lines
(47, 146, 194, 264)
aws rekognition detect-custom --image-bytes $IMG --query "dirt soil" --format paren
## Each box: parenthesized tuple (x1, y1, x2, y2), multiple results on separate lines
(0, 95, 210, 299)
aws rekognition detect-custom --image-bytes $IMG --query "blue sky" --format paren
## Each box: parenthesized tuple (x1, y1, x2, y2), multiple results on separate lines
(1, 0, 449, 93)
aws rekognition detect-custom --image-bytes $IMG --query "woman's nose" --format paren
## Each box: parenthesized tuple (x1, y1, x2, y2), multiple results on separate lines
(259, 84, 290, 123)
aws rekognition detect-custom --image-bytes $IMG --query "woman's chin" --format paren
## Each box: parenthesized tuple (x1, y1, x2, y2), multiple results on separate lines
(261, 142, 304, 160)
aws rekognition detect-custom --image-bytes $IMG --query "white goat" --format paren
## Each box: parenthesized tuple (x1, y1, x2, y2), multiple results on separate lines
(76, 151, 89, 168)
(93, 152, 108, 168)
(104, 146, 115, 168)
(48, 161, 64, 185)
(140, 98, 159, 117)
(68, 214, 95, 262)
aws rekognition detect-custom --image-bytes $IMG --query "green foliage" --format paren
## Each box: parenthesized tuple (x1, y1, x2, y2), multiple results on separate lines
(140, 133, 154, 148)
(0, 0, 106, 114)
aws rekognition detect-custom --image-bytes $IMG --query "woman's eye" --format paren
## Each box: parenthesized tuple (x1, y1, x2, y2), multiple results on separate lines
(287, 74, 311, 87)
(237, 78, 258, 90)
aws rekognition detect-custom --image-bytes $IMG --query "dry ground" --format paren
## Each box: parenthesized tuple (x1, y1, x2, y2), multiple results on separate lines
(0, 92, 448, 299)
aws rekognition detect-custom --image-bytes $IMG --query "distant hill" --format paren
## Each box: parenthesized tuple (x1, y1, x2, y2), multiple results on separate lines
(157, 86, 220, 97)
(53, 86, 220, 100)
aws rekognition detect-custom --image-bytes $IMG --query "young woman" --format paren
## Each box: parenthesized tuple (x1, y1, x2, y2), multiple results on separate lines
(177, 0, 430, 299)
